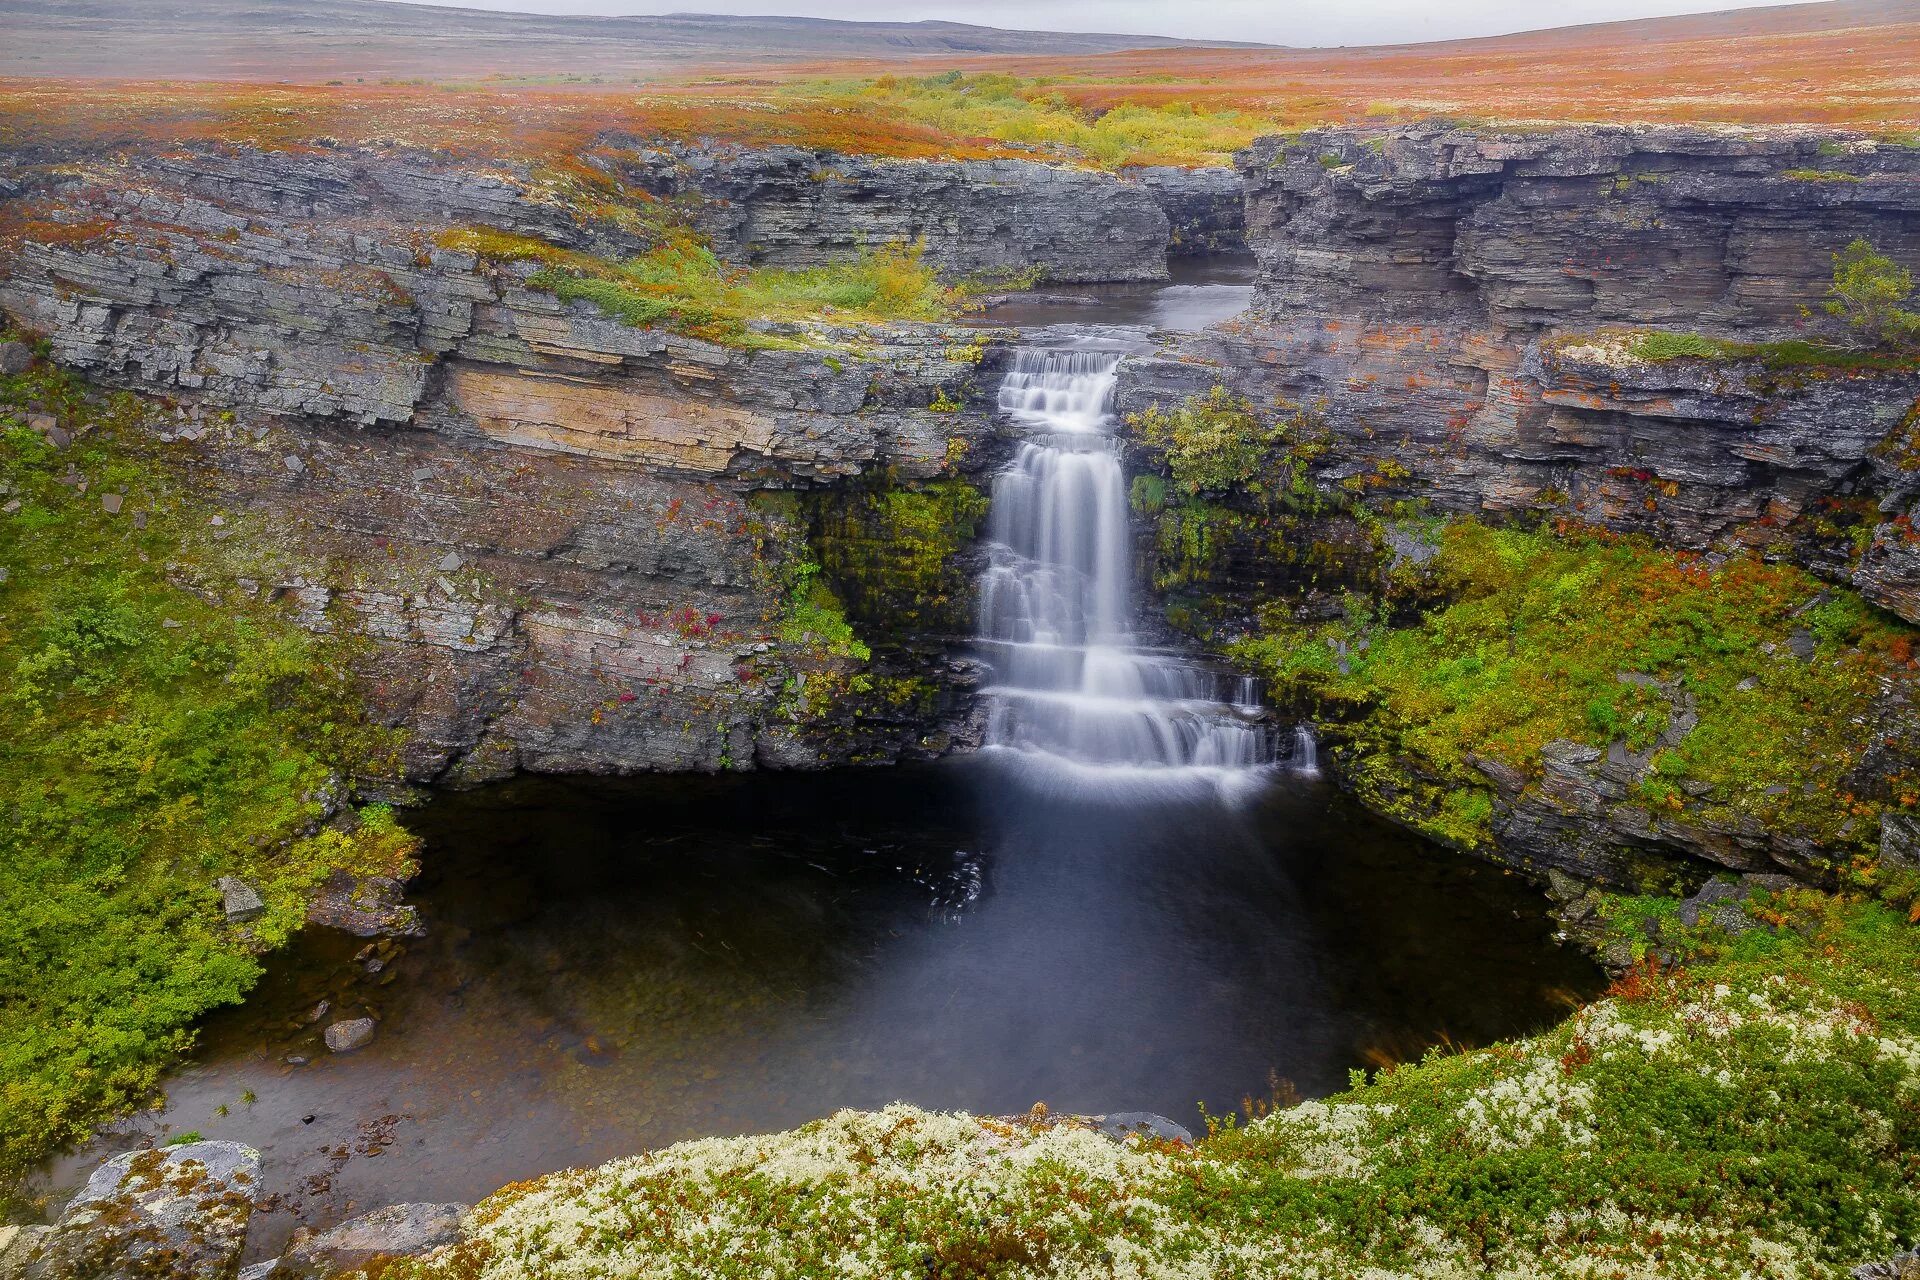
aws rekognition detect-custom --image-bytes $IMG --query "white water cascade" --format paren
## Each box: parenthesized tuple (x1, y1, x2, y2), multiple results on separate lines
(976, 344, 1272, 790)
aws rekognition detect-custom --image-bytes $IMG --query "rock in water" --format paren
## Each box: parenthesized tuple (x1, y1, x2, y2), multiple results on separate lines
(1095, 1112, 1195, 1145)
(323, 1017, 376, 1053)
(274, 1203, 468, 1277)
(215, 876, 266, 924)
(22, 1141, 258, 1280)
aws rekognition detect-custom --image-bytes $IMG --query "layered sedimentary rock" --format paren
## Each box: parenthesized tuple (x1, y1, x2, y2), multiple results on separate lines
(1115, 124, 1920, 887)
(604, 140, 1193, 282)
(1127, 126, 1920, 592)
(0, 143, 1032, 781)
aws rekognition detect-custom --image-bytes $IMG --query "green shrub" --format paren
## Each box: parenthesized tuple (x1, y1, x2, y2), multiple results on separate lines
(1826, 237, 1920, 347)
(0, 352, 413, 1182)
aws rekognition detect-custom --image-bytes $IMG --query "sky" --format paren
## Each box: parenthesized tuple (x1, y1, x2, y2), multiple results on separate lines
(395, 0, 1828, 46)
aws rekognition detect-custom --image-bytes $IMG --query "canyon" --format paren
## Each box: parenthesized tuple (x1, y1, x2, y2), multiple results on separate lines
(4, 121, 1917, 888)
(8, 103, 1920, 1279)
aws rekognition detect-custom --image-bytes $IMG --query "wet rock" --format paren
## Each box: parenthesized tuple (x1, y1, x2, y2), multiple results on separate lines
(0, 340, 32, 375)
(273, 1202, 468, 1277)
(1855, 1249, 1920, 1279)
(306, 871, 423, 937)
(22, 1141, 258, 1280)
(1094, 1112, 1194, 1145)
(323, 1017, 375, 1053)
(215, 876, 266, 924)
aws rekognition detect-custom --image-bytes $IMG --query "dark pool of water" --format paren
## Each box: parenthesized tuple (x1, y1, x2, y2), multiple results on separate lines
(968, 254, 1255, 330)
(33, 759, 1599, 1255)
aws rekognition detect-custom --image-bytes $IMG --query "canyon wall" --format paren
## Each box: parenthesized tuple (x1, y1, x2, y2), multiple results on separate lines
(1123, 126, 1920, 602)
(605, 141, 1225, 280)
(1116, 124, 1920, 890)
(7, 121, 1920, 888)
(0, 143, 1083, 782)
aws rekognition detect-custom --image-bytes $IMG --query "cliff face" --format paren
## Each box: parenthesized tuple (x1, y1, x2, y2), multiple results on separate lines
(1117, 124, 1920, 890)
(606, 141, 1216, 281)
(1127, 126, 1920, 604)
(0, 143, 1084, 782)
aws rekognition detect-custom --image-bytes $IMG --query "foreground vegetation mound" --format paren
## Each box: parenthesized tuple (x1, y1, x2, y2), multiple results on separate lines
(0, 343, 413, 1184)
(389, 890, 1920, 1279)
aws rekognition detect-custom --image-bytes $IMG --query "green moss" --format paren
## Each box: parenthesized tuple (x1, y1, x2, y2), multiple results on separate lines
(487, 233, 960, 348)
(1228, 520, 1918, 860)
(1625, 329, 1920, 372)
(1129, 386, 1327, 507)
(808, 476, 990, 642)
(0, 350, 413, 1182)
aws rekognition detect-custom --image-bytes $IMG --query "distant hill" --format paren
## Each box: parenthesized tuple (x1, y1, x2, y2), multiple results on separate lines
(0, 0, 1266, 80)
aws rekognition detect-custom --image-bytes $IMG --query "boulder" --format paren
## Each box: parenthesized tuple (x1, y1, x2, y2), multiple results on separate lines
(1094, 1112, 1194, 1145)
(274, 1203, 468, 1277)
(0, 1227, 51, 1280)
(323, 1017, 375, 1053)
(0, 340, 32, 375)
(216, 876, 266, 924)
(1855, 1249, 1920, 1279)
(22, 1140, 258, 1280)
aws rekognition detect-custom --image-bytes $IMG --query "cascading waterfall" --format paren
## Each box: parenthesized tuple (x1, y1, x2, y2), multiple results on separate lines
(976, 344, 1272, 789)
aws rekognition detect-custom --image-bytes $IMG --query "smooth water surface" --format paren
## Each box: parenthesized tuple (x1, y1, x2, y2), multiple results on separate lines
(35, 763, 1599, 1255)
(968, 255, 1254, 331)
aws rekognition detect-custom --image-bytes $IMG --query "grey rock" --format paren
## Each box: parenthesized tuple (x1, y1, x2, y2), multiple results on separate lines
(282, 454, 305, 474)
(237, 1262, 281, 1280)
(1884, 812, 1920, 872)
(323, 1017, 375, 1054)
(306, 871, 423, 938)
(0, 340, 32, 374)
(24, 1141, 258, 1280)
(0, 1227, 52, 1280)
(1786, 628, 1817, 661)
(274, 1203, 467, 1278)
(1094, 1112, 1194, 1145)
(615, 141, 1175, 283)
(99, 492, 122, 514)
(215, 876, 265, 924)
(435, 550, 463, 572)
(1855, 1249, 1920, 1279)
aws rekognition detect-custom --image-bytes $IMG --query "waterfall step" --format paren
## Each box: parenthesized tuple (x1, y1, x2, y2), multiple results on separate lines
(975, 343, 1275, 781)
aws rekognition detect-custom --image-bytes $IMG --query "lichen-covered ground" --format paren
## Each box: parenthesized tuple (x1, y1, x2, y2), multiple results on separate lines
(388, 890, 1920, 1279)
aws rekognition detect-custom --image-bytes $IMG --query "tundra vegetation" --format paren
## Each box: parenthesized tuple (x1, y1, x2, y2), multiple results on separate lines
(0, 342, 415, 1185)
(436, 228, 960, 348)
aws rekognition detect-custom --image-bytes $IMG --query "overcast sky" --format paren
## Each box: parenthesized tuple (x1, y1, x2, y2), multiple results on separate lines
(397, 0, 1827, 46)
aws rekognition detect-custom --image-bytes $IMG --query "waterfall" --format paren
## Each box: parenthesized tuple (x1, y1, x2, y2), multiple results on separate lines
(976, 344, 1271, 790)
(1292, 726, 1319, 776)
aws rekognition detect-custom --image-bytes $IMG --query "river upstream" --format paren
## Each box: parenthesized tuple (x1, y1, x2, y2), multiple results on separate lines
(31, 259, 1603, 1258)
